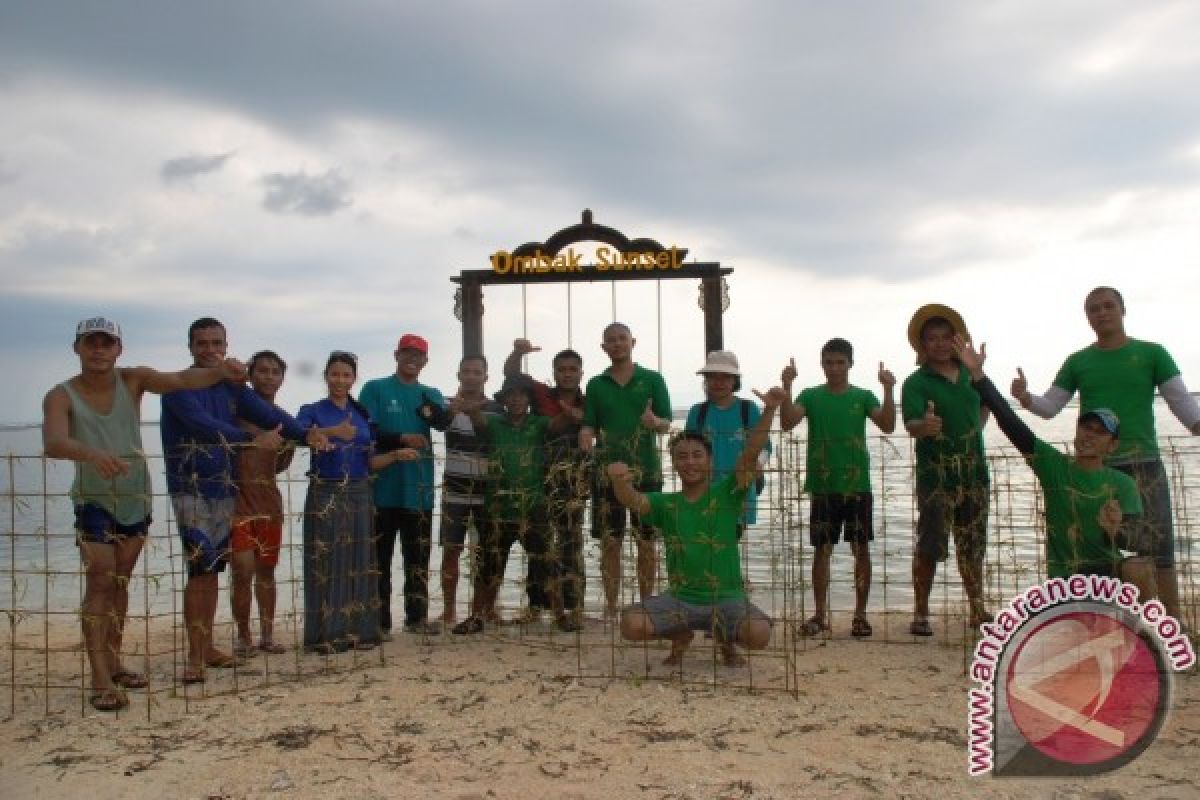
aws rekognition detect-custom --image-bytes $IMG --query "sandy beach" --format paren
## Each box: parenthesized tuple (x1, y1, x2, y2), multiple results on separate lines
(1, 612, 1196, 800)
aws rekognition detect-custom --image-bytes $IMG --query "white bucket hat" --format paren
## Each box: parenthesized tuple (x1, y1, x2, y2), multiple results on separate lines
(697, 350, 741, 376)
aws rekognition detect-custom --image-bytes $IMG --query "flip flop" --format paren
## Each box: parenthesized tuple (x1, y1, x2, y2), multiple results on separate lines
(233, 641, 259, 659)
(851, 616, 873, 638)
(111, 669, 148, 689)
(797, 616, 830, 638)
(90, 689, 129, 711)
(181, 669, 206, 685)
(205, 652, 243, 669)
(909, 617, 934, 637)
(258, 640, 287, 654)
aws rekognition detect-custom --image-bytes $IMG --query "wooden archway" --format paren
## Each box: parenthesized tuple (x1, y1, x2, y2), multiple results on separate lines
(451, 210, 733, 358)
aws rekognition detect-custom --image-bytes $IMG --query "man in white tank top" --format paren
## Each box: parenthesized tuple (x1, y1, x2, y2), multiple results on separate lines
(42, 317, 245, 712)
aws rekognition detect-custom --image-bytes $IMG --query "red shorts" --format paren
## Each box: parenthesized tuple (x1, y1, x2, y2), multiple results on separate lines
(231, 518, 284, 567)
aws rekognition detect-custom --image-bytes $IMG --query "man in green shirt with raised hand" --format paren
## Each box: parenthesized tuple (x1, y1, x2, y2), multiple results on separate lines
(607, 386, 785, 667)
(454, 375, 552, 633)
(1012, 286, 1200, 623)
(780, 338, 896, 639)
(579, 322, 672, 618)
(955, 335, 1152, 594)
(901, 304, 992, 637)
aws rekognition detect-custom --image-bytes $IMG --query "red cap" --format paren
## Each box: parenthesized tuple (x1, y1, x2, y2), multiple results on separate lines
(396, 333, 429, 354)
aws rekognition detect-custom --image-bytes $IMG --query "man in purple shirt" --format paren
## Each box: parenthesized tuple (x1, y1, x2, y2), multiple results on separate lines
(161, 317, 327, 684)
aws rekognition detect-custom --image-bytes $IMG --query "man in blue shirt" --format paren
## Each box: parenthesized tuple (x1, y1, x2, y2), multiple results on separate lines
(358, 333, 446, 636)
(161, 317, 326, 684)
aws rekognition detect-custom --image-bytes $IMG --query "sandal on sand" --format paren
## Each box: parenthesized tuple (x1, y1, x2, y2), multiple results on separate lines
(181, 669, 206, 685)
(205, 652, 243, 669)
(797, 616, 830, 638)
(111, 669, 148, 689)
(90, 688, 128, 711)
(851, 616, 873, 638)
(233, 641, 258, 660)
(969, 609, 995, 628)
(258, 639, 287, 654)
(909, 617, 934, 637)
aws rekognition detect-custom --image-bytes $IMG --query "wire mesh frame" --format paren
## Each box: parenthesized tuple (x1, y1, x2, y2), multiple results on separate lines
(3, 433, 1199, 719)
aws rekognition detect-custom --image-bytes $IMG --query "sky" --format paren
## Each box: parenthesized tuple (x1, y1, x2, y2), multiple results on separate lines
(3, 1, 1200, 428)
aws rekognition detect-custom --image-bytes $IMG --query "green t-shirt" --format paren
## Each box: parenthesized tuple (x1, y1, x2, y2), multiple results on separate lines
(901, 364, 989, 492)
(484, 414, 549, 518)
(798, 384, 880, 494)
(1029, 439, 1142, 578)
(357, 376, 444, 510)
(1053, 339, 1180, 462)
(583, 364, 672, 482)
(645, 475, 747, 604)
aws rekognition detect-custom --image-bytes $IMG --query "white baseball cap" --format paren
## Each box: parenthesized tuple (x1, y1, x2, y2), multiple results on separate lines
(75, 317, 122, 340)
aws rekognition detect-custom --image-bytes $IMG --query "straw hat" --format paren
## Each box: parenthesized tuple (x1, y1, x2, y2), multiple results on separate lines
(907, 304, 969, 364)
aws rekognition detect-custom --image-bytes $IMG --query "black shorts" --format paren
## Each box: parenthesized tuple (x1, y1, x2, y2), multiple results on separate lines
(809, 493, 873, 547)
(590, 476, 661, 541)
(439, 501, 489, 547)
(915, 485, 988, 563)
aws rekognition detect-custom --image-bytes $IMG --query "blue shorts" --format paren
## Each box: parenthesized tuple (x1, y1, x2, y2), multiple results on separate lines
(633, 594, 771, 643)
(74, 503, 150, 545)
(172, 495, 235, 577)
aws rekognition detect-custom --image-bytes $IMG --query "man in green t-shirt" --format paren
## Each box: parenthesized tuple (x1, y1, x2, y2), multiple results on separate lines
(780, 338, 896, 638)
(579, 322, 672, 618)
(606, 386, 785, 668)
(956, 337, 1153, 595)
(454, 376, 552, 634)
(1012, 286, 1200, 622)
(901, 304, 992, 636)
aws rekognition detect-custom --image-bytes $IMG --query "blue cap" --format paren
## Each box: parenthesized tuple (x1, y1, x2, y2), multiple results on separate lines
(1079, 408, 1120, 436)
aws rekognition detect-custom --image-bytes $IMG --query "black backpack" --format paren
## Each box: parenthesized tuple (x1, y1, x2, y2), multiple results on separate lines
(695, 399, 766, 495)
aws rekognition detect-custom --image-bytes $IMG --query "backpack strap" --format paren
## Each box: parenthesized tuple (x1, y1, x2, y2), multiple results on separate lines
(696, 400, 711, 430)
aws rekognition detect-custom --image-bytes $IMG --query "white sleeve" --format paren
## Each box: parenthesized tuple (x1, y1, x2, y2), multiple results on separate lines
(1160, 375, 1200, 433)
(1026, 386, 1072, 419)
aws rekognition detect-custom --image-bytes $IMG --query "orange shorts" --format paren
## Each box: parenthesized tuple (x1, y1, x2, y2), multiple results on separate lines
(231, 518, 284, 567)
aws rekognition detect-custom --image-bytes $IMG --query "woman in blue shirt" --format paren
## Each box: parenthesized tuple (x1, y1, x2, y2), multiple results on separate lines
(297, 351, 416, 653)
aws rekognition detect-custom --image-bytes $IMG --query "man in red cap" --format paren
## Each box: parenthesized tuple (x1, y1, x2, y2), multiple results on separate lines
(359, 333, 446, 636)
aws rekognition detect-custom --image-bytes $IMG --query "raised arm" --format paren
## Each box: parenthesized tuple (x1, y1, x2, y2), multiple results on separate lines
(1011, 366, 1073, 419)
(503, 338, 540, 379)
(954, 336, 1036, 456)
(779, 358, 807, 431)
(606, 461, 651, 516)
(127, 358, 247, 398)
(870, 361, 897, 434)
(737, 387, 785, 489)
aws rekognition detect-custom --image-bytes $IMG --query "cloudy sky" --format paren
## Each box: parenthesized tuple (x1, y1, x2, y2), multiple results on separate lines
(3, 1, 1199, 427)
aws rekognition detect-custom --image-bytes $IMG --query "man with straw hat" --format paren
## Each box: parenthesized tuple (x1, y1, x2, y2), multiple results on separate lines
(901, 304, 992, 636)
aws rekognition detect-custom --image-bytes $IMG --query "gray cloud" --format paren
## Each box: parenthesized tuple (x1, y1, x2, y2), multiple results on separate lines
(0, 157, 16, 187)
(260, 169, 353, 216)
(160, 151, 233, 182)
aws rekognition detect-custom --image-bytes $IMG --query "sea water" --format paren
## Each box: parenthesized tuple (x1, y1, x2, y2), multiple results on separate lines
(3, 400, 1198, 622)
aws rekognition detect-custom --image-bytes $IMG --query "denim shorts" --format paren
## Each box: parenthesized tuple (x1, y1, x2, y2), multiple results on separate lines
(634, 593, 771, 642)
(74, 503, 150, 545)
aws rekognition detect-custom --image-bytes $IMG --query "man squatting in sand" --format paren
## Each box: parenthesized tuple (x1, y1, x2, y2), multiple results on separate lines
(605, 386, 787, 666)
